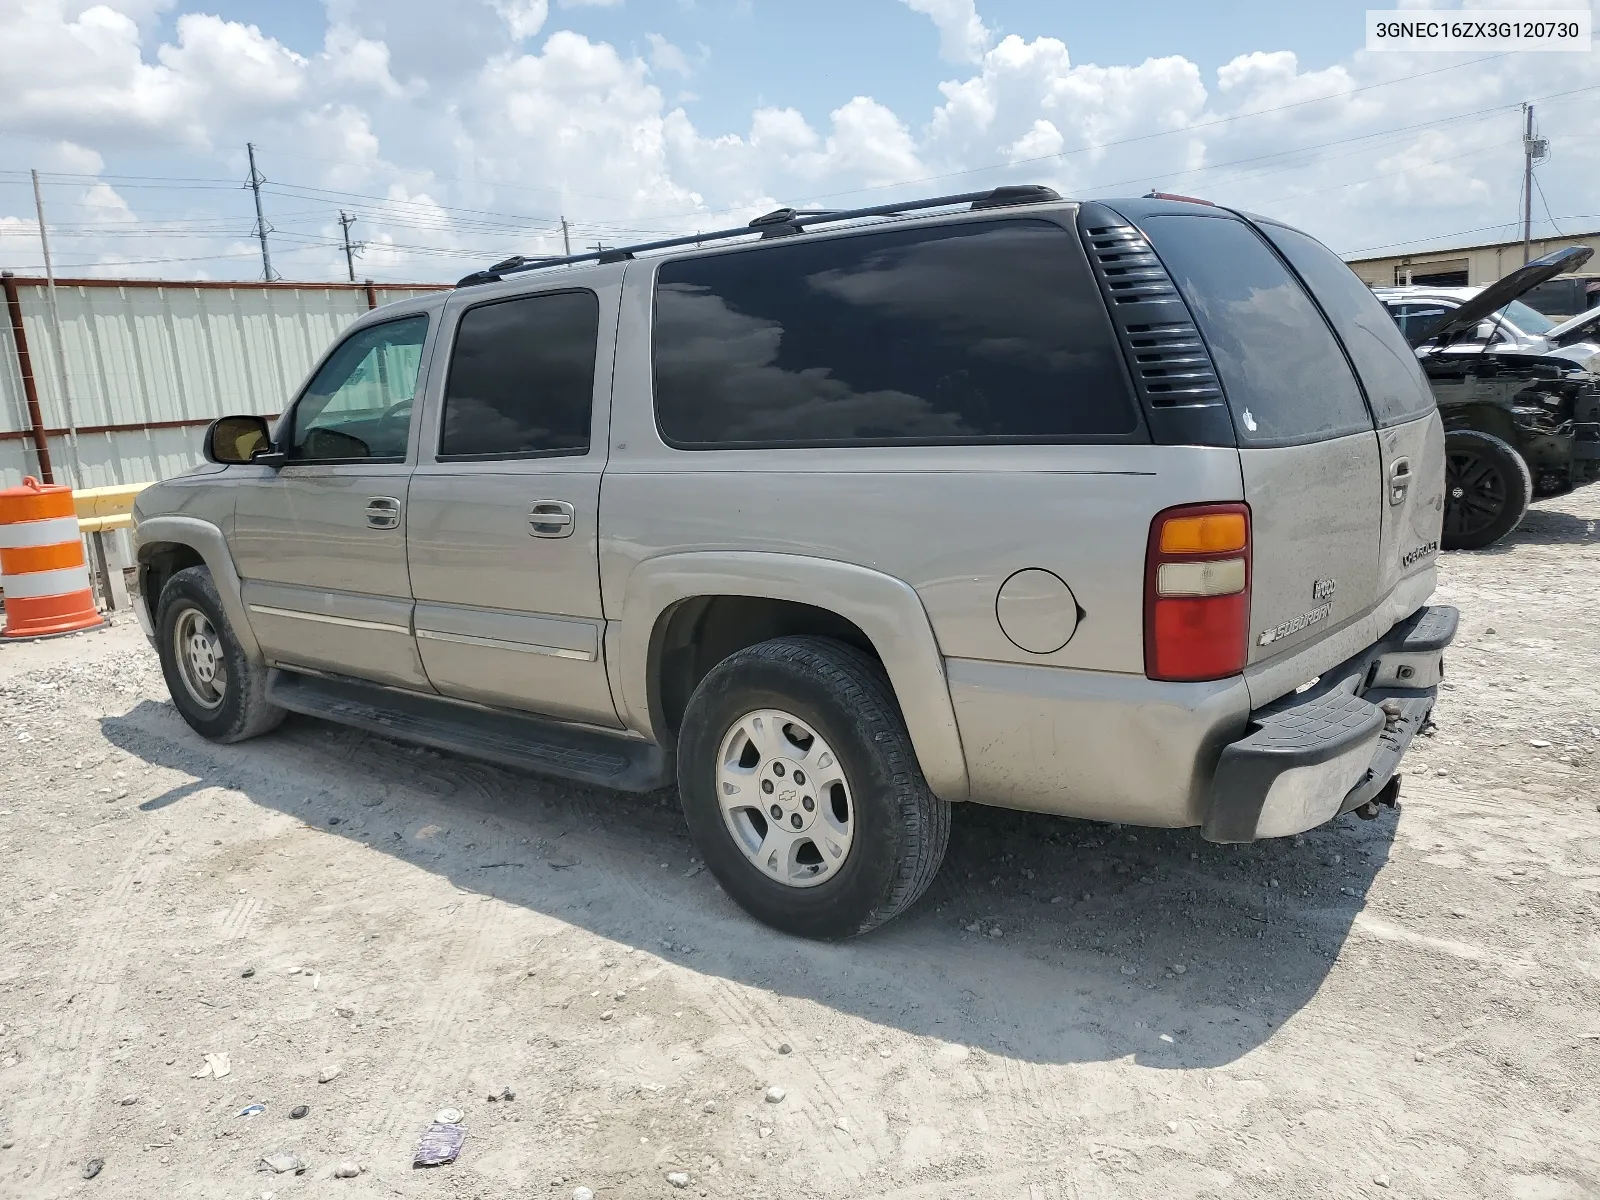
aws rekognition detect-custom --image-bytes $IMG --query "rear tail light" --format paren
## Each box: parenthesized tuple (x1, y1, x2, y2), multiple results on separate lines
(1145, 502, 1251, 681)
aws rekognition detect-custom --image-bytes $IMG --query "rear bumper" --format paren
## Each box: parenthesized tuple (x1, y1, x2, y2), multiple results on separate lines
(1202, 604, 1458, 842)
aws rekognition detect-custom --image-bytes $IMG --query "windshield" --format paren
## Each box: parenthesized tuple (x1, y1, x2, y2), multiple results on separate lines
(1500, 299, 1557, 337)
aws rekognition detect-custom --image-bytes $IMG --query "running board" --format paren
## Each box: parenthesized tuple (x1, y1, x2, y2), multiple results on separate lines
(266, 670, 672, 793)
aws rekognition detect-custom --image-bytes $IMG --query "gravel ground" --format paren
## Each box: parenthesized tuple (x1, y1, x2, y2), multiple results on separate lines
(0, 489, 1597, 1199)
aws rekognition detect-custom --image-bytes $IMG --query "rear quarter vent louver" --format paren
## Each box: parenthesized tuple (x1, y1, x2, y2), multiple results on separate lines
(1076, 201, 1235, 446)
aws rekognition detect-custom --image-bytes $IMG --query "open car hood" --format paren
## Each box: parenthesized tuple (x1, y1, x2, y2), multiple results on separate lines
(1409, 245, 1595, 348)
(1547, 303, 1600, 346)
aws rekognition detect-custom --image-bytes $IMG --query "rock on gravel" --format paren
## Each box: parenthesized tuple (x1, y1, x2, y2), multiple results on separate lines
(765, 1086, 786, 1103)
(665, 1170, 691, 1188)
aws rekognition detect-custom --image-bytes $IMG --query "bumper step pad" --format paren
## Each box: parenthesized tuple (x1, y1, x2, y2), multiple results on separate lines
(1203, 693, 1384, 843)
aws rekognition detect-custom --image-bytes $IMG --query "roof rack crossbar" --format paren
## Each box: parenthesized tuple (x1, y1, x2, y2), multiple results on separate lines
(455, 184, 1061, 286)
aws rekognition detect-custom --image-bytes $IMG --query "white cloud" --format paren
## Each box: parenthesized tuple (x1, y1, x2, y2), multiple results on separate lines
(646, 32, 694, 78)
(900, 0, 991, 64)
(493, 0, 549, 39)
(3, 0, 1599, 284)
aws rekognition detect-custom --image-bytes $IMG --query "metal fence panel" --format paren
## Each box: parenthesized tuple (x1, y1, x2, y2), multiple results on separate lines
(0, 279, 447, 488)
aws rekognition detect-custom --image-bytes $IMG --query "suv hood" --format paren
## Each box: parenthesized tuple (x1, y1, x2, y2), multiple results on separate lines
(1410, 244, 1595, 348)
(1547, 303, 1600, 347)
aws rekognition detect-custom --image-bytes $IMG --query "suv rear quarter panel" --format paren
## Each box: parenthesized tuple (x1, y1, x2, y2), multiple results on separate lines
(602, 250, 1251, 820)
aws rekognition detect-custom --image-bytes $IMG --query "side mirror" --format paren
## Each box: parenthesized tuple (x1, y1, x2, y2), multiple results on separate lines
(1475, 321, 1500, 342)
(204, 415, 282, 467)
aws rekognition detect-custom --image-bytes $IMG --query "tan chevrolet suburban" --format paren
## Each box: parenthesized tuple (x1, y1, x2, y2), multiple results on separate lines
(131, 186, 1456, 938)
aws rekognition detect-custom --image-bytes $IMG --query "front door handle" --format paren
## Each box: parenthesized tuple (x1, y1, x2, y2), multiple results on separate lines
(529, 500, 576, 538)
(1389, 457, 1412, 506)
(365, 496, 401, 529)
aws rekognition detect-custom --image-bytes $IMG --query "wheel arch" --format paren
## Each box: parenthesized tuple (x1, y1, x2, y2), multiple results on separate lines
(614, 552, 969, 802)
(1440, 403, 1522, 453)
(133, 516, 262, 662)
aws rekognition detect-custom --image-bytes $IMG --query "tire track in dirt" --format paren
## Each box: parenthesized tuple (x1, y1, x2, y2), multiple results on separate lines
(695, 976, 881, 1191)
(24, 824, 167, 1193)
(347, 891, 512, 1159)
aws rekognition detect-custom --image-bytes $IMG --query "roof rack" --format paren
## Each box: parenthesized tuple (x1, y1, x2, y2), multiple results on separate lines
(456, 184, 1062, 286)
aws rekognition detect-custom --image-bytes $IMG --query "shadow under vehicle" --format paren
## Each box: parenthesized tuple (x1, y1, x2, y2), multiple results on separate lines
(1396, 246, 1600, 550)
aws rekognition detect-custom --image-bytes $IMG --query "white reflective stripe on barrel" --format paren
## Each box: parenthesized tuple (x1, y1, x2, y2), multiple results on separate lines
(0, 565, 93, 599)
(0, 515, 82, 549)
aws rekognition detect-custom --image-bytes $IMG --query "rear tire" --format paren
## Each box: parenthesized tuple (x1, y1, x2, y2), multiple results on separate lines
(676, 636, 950, 939)
(1442, 429, 1532, 551)
(155, 566, 285, 743)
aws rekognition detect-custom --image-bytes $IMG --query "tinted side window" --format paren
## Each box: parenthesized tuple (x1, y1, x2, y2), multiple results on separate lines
(652, 219, 1138, 448)
(440, 290, 599, 460)
(1140, 215, 1370, 447)
(290, 315, 428, 462)
(1258, 223, 1437, 427)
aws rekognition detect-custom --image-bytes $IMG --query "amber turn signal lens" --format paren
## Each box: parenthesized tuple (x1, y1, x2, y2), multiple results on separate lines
(1158, 512, 1248, 555)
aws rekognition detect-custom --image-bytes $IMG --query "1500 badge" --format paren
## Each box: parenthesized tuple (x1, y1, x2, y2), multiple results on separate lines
(1402, 539, 1439, 568)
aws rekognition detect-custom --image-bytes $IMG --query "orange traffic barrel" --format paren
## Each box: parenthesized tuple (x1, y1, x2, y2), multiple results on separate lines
(0, 476, 104, 640)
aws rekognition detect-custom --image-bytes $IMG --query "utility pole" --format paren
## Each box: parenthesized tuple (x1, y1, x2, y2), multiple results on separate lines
(1521, 104, 1534, 264)
(338, 210, 360, 282)
(1519, 105, 1551, 264)
(30, 169, 85, 487)
(561, 216, 571, 257)
(246, 142, 277, 281)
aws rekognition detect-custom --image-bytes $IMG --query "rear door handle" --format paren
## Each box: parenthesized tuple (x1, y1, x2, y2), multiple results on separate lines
(1388, 457, 1412, 506)
(529, 500, 576, 538)
(365, 496, 401, 529)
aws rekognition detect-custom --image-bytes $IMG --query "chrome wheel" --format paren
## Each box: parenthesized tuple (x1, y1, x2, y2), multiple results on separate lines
(173, 606, 227, 710)
(715, 708, 854, 888)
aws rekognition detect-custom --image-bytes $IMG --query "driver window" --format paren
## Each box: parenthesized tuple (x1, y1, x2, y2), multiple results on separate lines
(290, 315, 429, 462)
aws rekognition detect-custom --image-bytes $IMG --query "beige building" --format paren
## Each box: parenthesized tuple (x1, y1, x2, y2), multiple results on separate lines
(1345, 229, 1600, 288)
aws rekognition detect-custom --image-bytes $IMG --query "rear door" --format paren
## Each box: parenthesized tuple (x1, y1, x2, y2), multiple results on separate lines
(1131, 209, 1383, 666)
(405, 279, 622, 727)
(1254, 222, 1445, 607)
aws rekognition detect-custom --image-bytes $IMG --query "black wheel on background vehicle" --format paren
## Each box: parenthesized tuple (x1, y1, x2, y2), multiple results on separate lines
(155, 565, 285, 743)
(1442, 429, 1533, 551)
(676, 636, 951, 939)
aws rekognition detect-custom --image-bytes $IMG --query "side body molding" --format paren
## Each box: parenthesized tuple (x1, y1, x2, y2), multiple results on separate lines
(133, 515, 262, 663)
(615, 551, 970, 802)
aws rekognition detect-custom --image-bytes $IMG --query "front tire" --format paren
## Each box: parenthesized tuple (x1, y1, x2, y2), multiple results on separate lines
(155, 566, 285, 743)
(1442, 429, 1532, 551)
(676, 636, 950, 939)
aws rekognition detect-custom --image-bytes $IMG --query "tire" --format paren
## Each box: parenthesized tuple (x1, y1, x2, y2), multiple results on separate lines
(676, 636, 950, 939)
(1442, 429, 1533, 551)
(155, 565, 285, 743)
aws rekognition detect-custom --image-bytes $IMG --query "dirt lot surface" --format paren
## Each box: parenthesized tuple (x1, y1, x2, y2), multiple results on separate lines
(1, 491, 1598, 1200)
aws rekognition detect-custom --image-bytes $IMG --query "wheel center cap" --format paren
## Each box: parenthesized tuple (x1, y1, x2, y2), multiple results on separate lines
(761, 760, 815, 832)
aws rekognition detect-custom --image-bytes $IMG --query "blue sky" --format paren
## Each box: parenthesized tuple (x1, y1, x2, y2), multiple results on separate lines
(2, 0, 1597, 281)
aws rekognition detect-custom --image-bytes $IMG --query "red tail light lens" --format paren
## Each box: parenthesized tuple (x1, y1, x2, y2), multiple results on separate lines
(1145, 502, 1251, 681)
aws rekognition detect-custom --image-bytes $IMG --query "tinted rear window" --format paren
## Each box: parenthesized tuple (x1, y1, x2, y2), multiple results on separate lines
(1258, 223, 1436, 428)
(440, 290, 599, 460)
(1140, 214, 1371, 446)
(652, 219, 1139, 448)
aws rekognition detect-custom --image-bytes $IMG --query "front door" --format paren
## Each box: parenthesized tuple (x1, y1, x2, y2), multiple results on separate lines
(406, 278, 621, 727)
(231, 312, 433, 689)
